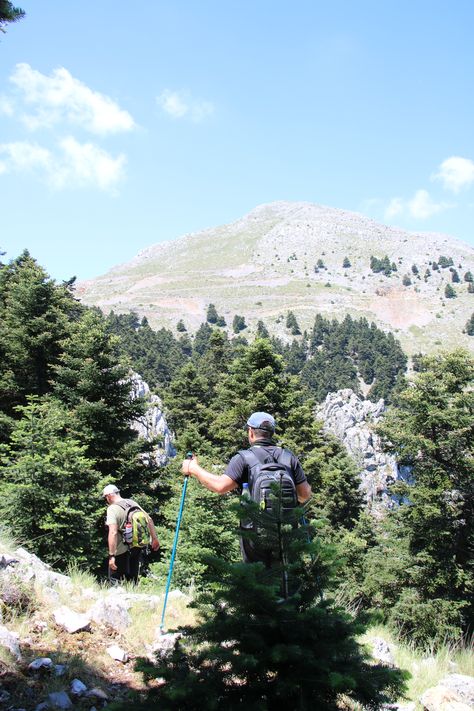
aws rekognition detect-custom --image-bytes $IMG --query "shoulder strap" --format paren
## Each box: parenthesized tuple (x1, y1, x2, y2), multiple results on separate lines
(275, 447, 293, 469)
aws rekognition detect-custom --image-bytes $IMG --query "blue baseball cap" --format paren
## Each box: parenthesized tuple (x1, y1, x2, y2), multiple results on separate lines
(246, 412, 276, 431)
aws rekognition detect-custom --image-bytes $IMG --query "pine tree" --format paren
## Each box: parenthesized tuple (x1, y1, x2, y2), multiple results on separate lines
(466, 313, 474, 336)
(285, 310, 301, 336)
(464, 271, 473, 283)
(451, 269, 460, 283)
(206, 303, 219, 324)
(0, 396, 101, 571)
(0, 1, 25, 32)
(342, 256, 351, 268)
(176, 319, 186, 332)
(232, 314, 247, 333)
(0, 251, 82, 439)
(256, 320, 269, 338)
(444, 283, 456, 298)
(130, 502, 406, 710)
(53, 309, 145, 481)
(377, 350, 474, 645)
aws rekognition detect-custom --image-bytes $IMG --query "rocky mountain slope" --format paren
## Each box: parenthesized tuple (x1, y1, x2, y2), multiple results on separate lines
(77, 201, 474, 355)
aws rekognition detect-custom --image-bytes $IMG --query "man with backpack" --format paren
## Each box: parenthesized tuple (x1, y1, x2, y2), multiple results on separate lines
(103, 484, 160, 584)
(181, 412, 312, 563)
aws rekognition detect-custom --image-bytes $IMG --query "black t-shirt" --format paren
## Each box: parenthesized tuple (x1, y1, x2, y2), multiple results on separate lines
(224, 438, 307, 489)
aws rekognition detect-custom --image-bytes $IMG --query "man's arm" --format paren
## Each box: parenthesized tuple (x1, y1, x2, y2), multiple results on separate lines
(296, 481, 312, 504)
(107, 523, 119, 571)
(146, 516, 160, 551)
(182, 457, 238, 494)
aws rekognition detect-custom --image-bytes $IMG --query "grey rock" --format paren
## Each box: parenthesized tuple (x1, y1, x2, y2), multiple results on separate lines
(370, 637, 395, 666)
(89, 596, 130, 631)
(129, 372, 175, 465)
(106, 644, 128, 662)
(47, 691, 73, 709)
(53, 606, 90, 633)
(28, 657, 53, 671)
(315, 389, 414, 512)
(0, 623, 21, 660)
(70, 678, 87, 696)
(439, 674, 474, 707)
(55, 664, 67, 676)
(148, 631, 182, 662)
(86, 687, 109, 701)
(35, 703, 49, 711)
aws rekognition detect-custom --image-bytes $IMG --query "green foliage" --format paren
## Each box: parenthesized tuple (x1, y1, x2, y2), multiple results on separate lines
(300, 314, 406, 403)
(466, 313, 474, 336)
(285, 310, 301, 335)
(232, 314, 247, 333)
(374, 350, 474, 646)
(370, 255, 395, 276)
(206, 303, 219, 324)
(0, 251, 82, 438)
(411, 264, 418, 275)
(438, 255, 454, 268)
(176, 319, 186, 332)
(444, 283, 456, 299)
(0, 1, 25, 32)
(469, 282, 474, 294)
(128, 504, 406, 710)
(342, 256, 351, 268)
(402, 274, 412, 286)
(464, 270, 473, 283)
(451, 268, 460, 283)
(0, 397, 102, 571)
(256, 319, 269, 338)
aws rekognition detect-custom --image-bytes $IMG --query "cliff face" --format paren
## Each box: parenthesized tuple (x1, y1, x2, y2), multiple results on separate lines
(315, 389, 413, 511)
(129, 372, 175, 465)
(77, 200, 474, 356)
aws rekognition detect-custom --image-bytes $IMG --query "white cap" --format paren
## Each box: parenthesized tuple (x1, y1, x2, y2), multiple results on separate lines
(102, 484, 119, 497)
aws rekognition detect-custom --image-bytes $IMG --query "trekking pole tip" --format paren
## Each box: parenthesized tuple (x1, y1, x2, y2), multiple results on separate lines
(186, 451, 193, 459)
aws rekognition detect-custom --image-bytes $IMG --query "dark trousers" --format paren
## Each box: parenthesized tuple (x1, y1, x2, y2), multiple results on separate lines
(108, 548, 143, 584)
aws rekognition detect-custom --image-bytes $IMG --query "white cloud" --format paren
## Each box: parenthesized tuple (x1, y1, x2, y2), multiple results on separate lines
(407, 189, 449, 219)
(10, 63, 135, 135)
(0, 96, 14, 116)
(432, 156, 474, 193)
(383, 190, 451, 221)
(157, 89, 214, 122)
(384, 197, 404, 220)
(0, 137, 125, 192)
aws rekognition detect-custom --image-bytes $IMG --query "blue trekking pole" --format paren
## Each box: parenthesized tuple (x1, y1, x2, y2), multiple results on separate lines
(159, 452, 193, 632)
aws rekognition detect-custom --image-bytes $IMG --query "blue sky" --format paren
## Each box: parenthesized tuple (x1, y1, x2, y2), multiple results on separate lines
(1, 1, 473, 281)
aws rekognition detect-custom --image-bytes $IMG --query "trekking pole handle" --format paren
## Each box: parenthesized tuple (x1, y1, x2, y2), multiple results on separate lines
(185, 451, 193, 477)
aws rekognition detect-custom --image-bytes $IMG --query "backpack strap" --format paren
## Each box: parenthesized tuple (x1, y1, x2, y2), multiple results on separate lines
(274, 447, 293, 470)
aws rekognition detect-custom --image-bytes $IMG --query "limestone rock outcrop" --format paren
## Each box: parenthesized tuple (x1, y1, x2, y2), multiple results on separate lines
(129, 372, 175, 465)
(315, 389, 413, 510)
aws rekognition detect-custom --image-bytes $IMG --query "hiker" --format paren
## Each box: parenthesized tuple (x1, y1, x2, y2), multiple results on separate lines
(181, 412, 312, 562)
(103, 484, 160, 584)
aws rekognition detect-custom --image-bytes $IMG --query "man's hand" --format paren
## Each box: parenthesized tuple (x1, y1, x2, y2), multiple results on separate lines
(181, 455, 198, 476)
(108, 556, 118, 572)
(151, 537, 160, 551)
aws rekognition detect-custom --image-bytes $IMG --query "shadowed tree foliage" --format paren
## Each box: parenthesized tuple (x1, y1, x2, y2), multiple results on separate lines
(0, 1, 25, 32)
(125, 503, 406, 711)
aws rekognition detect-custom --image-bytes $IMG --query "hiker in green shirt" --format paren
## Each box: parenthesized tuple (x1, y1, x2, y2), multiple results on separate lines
(103, 484, 160, 584)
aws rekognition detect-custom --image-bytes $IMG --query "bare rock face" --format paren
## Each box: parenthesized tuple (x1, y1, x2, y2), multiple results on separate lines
(315, 389, 413, 510)
(128, 372, 175, 465)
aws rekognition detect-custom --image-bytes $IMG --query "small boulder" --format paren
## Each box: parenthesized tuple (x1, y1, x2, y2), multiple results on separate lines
(439, 675, 474, 708)
(420, 684, 471, 711)
(70, 678, 87, 696)
(89, 596, 130, 631)
(86, 687, 109, 701)
(370, 636, 395, 666)
(28, 657, 53, 671)
(53, 606, 90, 633)
(106, 644, 128, 663)
(47, 690, 73, 709)
(0, 623, 21, 660)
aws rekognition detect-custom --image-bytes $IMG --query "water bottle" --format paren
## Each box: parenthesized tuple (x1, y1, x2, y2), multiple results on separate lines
(123, 521, 133, 545)
(240, 483, 252, 529)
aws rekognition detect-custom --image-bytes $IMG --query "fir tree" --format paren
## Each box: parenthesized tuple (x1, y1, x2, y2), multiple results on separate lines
(206, 303, 219, 324)
(464, 270, 473, 283)
(176, 319, 186, 332)
(285, 310, 301, 335)
(466, 313, 474, 336)
(342, 256, 351, 268)
(0, 1, 25, 32)
(232, 314, 247, 333)
(0, 396, 101, 571)
(129, 502, 406, 710)
(444, 283, 456, 298)
(256, 320, 269, 338)
(377, 350, 474, 645)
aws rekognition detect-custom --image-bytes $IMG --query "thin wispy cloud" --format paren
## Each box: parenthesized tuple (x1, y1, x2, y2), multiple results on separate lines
(0, 138, 125, 192)
(9, 63, 136, 135)
(432, 156, 474, 193)
(157, 89, 214, 122)
(383, 190, 451, 221)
